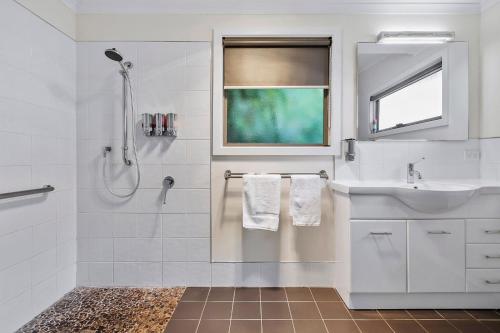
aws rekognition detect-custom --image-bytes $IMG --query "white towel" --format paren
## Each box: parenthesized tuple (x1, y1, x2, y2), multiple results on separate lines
(289, 175, 322, 226)
(242, 174, 281, 231)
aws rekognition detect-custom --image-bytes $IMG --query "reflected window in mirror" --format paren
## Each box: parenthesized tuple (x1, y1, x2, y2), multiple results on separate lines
(371, 60, 443, 133)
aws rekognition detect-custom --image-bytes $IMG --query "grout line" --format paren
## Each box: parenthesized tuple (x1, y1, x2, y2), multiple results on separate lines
(341, 299, 362, 333)
(228, 288, 235, 333)
(194, 287, 210, 333)
(284, 288, 297, 333)
(259, 288, 263, 333)
(376, 309, 396, 333)
(309, 288, 331, 333)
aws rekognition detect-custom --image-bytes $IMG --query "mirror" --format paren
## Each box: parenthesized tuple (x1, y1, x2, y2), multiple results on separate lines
(357, 42, 468, 141)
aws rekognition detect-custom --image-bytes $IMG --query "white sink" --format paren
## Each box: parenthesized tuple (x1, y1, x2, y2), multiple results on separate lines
(331, 180, 488, 213)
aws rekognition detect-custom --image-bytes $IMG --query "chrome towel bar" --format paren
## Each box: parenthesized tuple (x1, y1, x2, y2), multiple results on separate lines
(224, 170, 328, 180)
(0, 185, 55, 200)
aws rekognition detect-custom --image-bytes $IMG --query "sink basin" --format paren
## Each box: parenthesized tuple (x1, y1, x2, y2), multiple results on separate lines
(393, 182, 479, 213)
(331, 181, 483, 213)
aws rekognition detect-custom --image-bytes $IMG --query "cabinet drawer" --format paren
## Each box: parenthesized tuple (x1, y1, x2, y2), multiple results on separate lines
(467, 269, 500, 292)
(467, 244, 500, 268)
(466, 219, 500, 243)
(408, 220, 465, 293)
(350, 220, 407, 293)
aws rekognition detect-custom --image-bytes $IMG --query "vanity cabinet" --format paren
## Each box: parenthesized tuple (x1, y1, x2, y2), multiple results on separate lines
(351, 220, 406, 293)
(408, 220, 465, 293)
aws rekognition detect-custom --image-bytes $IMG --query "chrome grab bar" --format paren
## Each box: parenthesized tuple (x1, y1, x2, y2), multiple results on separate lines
(427, 231, 452, 235)
(224, 170, 328, 180)
(485, 230, 500, 234)
(485, 280, 500, 285)
(0, 185, 55, 200)
(369, 232, 392, 235)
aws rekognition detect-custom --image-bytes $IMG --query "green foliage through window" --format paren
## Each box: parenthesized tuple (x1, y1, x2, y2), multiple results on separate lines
(226, 88, 325, 145)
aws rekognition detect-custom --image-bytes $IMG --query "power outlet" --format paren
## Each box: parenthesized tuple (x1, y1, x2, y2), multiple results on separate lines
(464, 149, 481, 161)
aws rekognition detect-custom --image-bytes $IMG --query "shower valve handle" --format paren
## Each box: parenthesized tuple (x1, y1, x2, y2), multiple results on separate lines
(162, 176, 175, 204)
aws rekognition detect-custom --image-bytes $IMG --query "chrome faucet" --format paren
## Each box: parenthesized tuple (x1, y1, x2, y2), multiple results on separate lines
(407, 157, 425, 184)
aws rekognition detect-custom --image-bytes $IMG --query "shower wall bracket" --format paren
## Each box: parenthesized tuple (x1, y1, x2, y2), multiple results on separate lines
(141, 113, 177, 137)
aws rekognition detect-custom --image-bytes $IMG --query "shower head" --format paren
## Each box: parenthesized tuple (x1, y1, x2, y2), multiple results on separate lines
(105, 48, 123, 62)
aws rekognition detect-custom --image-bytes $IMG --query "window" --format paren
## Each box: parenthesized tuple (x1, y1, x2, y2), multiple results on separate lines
(370, 60, 443, 133)
(223, 37, 331, 146)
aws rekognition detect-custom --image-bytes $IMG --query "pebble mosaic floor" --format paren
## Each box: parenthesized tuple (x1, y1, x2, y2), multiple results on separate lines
(165, 287, 500, 333)
(16, 287, 184, 333)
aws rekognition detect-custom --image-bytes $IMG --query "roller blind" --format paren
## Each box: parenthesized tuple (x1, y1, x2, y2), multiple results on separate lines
(223, 37, 331, 88)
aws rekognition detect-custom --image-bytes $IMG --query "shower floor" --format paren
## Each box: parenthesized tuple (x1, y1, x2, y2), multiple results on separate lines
(16, 287, 184, 333)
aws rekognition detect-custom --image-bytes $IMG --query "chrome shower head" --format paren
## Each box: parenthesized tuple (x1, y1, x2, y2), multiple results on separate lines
(105, 48, 123, 62)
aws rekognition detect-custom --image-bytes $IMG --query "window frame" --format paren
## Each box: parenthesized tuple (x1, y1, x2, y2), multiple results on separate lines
(367, 53, 450, 139)
(212, 28, 342, 156)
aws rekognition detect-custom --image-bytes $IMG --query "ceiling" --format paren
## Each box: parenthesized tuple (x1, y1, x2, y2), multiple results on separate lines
(62, 0, 496, 15)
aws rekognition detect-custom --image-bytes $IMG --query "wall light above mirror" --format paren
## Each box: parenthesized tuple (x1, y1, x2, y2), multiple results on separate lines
(357, 37, 468, 141)
(377, 31, 455, 44)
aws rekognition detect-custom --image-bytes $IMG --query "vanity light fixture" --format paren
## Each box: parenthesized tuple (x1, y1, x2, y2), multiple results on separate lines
(377, 31, 455, 44)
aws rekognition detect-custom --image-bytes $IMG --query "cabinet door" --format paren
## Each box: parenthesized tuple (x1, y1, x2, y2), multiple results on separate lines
(351, 220, 407, 293)
(408, 220, 465, 293)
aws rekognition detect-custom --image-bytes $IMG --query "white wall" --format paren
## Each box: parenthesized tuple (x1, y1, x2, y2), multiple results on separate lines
(0, 1, 77, 331)
(77, 42, 212, 287)
(479, 1, 500, 138)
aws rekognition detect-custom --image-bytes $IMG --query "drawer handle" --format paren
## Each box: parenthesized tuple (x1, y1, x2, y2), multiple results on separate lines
(485, 230, 500, 234)
(485, 280, 500, 285)
(485, 255, 500, 259)
(427, 231, 452, 235)
(369, 232, 392, 235)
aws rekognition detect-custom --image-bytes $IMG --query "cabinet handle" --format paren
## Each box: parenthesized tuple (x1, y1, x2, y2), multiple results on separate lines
(369, 232, 392, 235)
(427, 231, 452, 235)
(485, 280, 500, 284)
(485, 255, 500, 259)
(485, 230, 500, 234)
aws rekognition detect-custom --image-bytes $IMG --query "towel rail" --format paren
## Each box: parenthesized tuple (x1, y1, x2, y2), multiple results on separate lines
(0, 185, 55, 200)
(224, 170, 328, 180)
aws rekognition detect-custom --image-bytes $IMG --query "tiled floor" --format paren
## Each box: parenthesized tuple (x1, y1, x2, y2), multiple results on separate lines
(165, 287, 500, 333)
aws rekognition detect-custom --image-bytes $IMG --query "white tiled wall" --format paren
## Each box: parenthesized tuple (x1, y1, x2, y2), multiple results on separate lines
(76, 42, 212, 287)
(480, 138, 500, 180)
(335, 140, 481, 181)
(0, 1, 77, 331)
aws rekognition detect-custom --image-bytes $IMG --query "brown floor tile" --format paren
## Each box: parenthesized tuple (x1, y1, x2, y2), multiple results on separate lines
(262, 320, 294, 333)
(310, 288, 342, 301)
(181, 287, 210, 302)
(171, 302, 205, 319)
(449, 320, 493, 333)
(317, 302, 350, 319)
(408, 309, 442, 319)
(468, 309, 500, 319)
(294, 320, 328, 333)
(164, 320, 199, 333)
(418, 320, 459, 333)
(289, 302, 321, 319)
(325, 320, 360, 333)
(207, 287, 234, 301)
(202, 302, 233, 319)
(378, 310, 412, 319)
(387, 320, 426, 333)
(355, 320, 392, 333)
(261, 288, 287, 301)
(235, 288, 260, 301)
(437, 309, 474, 319)
(230, 320, 261, 333)
(286, 287, 314, 301)
(482, 320, 500, 333)
(197, 320, 230, 333)
(232, 302, 261, 319)
(262, 302, 291, 319)
(349, 310, 381, 320)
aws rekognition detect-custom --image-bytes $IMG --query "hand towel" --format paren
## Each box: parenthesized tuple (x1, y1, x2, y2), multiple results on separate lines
(289, 175, 322, 226)
(242, 174, 281, 231)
